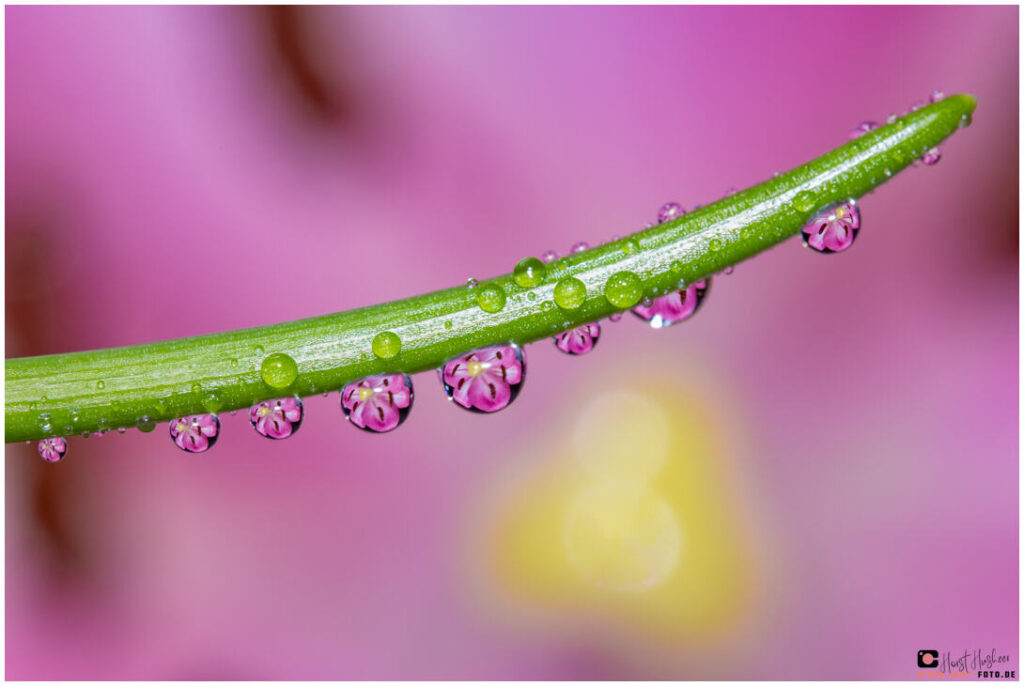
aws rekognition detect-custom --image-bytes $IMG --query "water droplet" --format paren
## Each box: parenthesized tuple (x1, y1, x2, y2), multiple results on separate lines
(930, 90, 945, 103)
(708, 238, 722, 252)
(622, 238, 639, 255)
(466, 278, 479, 289)
(443, 320, 453, 330)
(38, 413, 52, 434)
(513, 257, 547, 288)
(801, 200, 860, 253)
(608, 312, 623, 322)
(253, 345, 265, 356)
(553, 277, 587, 310)
(439, 344, 525, 413)
(541, 250, 559, 263)
(921, 147, 942, 166)
(633, 280, 710, 328)
(250, 397, 304, 439)
(260, 352, 298, 389)
(959, 112, 972, 128)
(117, 427, 127, 435)
(541, 300, 554, 312)
(604, 271, 643, 309)
(229, 358, 239, 368)
(527, 291, 537, 302)
(96, 380, 105, 390)
(190, 382, 202, 395)
(554, 322, 601, 355)
(476, 283, 507, 313)
(657, 202, 685, 224)
(202, 391, 224, 413)
(169, 414, 220, 453)
(341, 374, 413, 432)
(723, 266, 735, 275)
(38, 437, 67, 463)
(885, 112, 898, 125)
(372, 331, 402, 359)
(793, 190, 817, 213)
(910, 100, 926, 112)
(136, 416, 156, 433)
(571, 241, 589, 254)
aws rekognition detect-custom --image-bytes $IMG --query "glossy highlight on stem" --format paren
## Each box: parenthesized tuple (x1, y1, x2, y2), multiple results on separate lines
(4, 95, 976, 442)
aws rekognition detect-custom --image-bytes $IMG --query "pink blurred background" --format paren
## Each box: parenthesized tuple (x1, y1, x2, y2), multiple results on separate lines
(5, 5, 1018, 680)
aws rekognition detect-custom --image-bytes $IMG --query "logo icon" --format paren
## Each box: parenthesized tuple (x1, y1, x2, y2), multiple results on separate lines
(918, 650, 939, 669)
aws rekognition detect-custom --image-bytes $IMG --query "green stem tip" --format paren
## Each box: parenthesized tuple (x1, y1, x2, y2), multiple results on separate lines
(5, 95, 976, 443)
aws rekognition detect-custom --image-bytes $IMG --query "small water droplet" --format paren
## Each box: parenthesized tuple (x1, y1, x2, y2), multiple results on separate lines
(190, 382, 202, 395)
(250, 397, 304, 439)
(229, 358, 239, 368)
(372, 331, 402, 359)
(657, 202, 685, 224)
(801, 200, 860, 254)
(553, 277, 587, 310)
(466, 278, 479, 289)
(117, 427, 127, 435)
(260, 352, 298, 390)
(439, 344, 525, 414)
(526, 291, 537, 302)
(930, 90, 945, 103)
(443, 320, 453, 330)
(885, 112, 898, 125)
(921, 147, 942, 166)
(202, 390, 224, 413)
(604, 271, 643, 309)
(793, 190, 817, 213)
(622, 238, 639, 255)
(253, 345, 265, 356)
(38, 437, 67, 463)
(708, 238, 723, 251)
(541, 250, 559, 263)
(554, 322, 601, 355)
(723, 266, 735, 275)
(136, 416, 156, 433)
(571, 241, 589, 254)
(959, 112, 972, 128)
(633, 279, 710, 328)
(476, 283, 508, 313)
(38, 413, 53, 434)
(513, 257, 547, 288)
(541, 300, 554, 312)
(341, 374, 413, 432)
(169, 414, 220, 453)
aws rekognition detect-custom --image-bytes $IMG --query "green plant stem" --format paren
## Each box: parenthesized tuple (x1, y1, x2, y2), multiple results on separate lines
(5, 95, 976, 443)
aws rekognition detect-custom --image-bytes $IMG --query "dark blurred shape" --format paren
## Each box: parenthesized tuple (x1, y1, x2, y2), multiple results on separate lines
(258, 6, 354, 127)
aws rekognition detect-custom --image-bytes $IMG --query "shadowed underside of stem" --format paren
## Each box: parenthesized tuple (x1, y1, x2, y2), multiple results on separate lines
(5, 95, 976, 443)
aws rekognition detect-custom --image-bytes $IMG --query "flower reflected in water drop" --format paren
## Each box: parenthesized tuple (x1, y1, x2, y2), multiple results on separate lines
(169, 414, 220, 453)
(554, 322, 602, 355)
(632, 280, 710, 328)
(441, 344, 525, 413)
(341, 374, 413, 433)
(250, 397, 304, 439)
(801, 200, 860, 253)
(38, 437, 67, 463)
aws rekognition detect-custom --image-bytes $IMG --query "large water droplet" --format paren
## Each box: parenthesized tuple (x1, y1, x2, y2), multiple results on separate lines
(554, 322, 601, 355)
(604, 271, 643, 309)
(513, 257, 547, 288)
(260, 352, 298, 389)
(439, 344, 525, 414)
(250, 397, 304, 439)
(632, 279, 710, 328)
(801, 200, 860, 254)
(372, 331, 402, 359)
(553, 277, 587, 310)
(476, 283, 508, 313)
(341, 374, 413, 433)
(657, 202, 685, 224)
(38, 437, 67, 463)
(169, 414, 220, 453)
